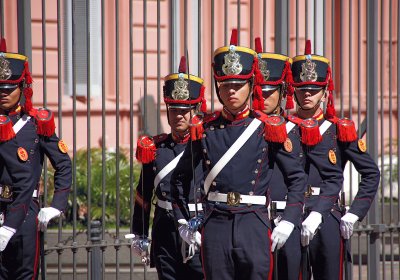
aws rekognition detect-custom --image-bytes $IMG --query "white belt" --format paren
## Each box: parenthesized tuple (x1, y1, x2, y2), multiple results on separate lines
(207, 191, 267, 206)
(157, 200, 203, 212)
(157, 199, 173, 210)
(188, 203, 203, 212)
(271, 201, 287, 210)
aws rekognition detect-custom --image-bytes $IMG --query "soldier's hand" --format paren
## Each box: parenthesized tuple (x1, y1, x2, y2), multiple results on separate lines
(301, 211, 322, 246)
(271, 220, 294, 252)
(178, 219, 201, 246)
(340, 212, 359, 239)
(125, 234, 150, 265)
(0, 226, 16, 252)
(38, 207, 61, 232)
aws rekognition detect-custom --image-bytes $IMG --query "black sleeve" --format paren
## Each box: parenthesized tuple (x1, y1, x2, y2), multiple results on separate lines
(40, 134, 72, 211)
(1, 138, 37, 230)
(306, 144, 345, 218)
(272, 139, 307, 225)
(131, 162, 155, 237)
(341, 140, 380, 220)
(170, 140, 202, 222)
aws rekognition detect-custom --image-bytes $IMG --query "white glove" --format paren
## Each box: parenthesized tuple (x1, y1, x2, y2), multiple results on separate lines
(125, 233, 150, 265)
(0, 226, 16, 252)
(271, 220, 294, 252)
(301, 211, 322, 246)
(38, 207, 61, 232)
(340, 213, 359, 239)
(178, 219, 201, 246)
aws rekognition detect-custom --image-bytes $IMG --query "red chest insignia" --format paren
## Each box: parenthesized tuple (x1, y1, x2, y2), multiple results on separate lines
(58, 140, 69, 153)
(17, 147, 28, 161)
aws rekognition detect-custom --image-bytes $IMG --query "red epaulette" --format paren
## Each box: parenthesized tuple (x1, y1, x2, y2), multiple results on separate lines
(136, 135, 157, 164)
(333, 117, 358, 142)
(33, 108, 56, 137)
(190, 111, 221, 141)
(0, 115, 16, 142)
(287, 114, 322, 146)
(256, 110, 287, 143)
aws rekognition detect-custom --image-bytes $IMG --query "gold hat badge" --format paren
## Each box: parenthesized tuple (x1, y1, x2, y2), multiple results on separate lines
(258, 56, 270, 81)
(171, 73, 190, 100)
(0, 55, 12, 80)
(300, 54, 317, 82)
(222, 46, 243, 75)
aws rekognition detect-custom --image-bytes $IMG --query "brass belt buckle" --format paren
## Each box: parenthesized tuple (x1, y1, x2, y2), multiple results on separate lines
(0, 185, 12, 199)
(304, 185, 314, 198)
(227, 192, 241, 206)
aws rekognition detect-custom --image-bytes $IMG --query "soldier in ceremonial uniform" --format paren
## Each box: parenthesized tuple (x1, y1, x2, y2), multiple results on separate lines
(0, 38, 72, 279)
(252, 37, 303, 280)
(130, 56, 205, 280)
(290, 40, 380, 279)
(171, 29, 306, 280)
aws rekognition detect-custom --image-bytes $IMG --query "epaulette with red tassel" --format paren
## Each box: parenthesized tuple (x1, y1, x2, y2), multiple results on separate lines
(333, 117, 358, 142)
(0, 115, 16, 142)
(257, 111, 287, 143)
(190, 115, 204, 141)
(190, 111, 221, 141)
(287, 115, 322, 146)
(34, 108, 56, 137)
(136, 135, 157, 164)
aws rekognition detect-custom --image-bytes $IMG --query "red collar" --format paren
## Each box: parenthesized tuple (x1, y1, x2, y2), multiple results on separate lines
(172, 132, 190, 144)
(221, 106, 250, 121)
(294, 109, 324, 121)
(7, 105, 22, 116)
(314, 110, 324, 121)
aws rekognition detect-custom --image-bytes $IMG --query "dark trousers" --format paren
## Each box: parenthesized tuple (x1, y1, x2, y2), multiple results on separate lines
(272, 221, 301, 280)
(201, 207, 272, 280)
(151, 207, 203, 280)
(0, 200, 40, 280)
(307, 210, 347, 280)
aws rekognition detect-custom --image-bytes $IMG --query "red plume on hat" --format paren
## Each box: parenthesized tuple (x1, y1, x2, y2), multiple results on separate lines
(230, 29, 238, 45)
(255, 37, 263, 53)
(0, 38, 7, 52)
(178, 56, 186, 73)
(304, 39, 312, 55)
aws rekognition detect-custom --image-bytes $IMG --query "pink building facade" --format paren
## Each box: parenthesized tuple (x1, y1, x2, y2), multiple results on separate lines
(0, 0, 398, 154)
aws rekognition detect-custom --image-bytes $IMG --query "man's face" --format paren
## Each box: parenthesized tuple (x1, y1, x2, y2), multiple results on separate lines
(168, 107, 192, 133)
(0, 86, 21, 110)
(262, 89, 281, 115)
(218, 82, 250, 112)
(294, 88, 325, 110)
